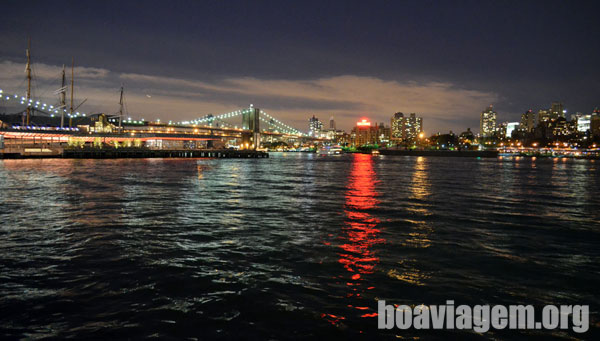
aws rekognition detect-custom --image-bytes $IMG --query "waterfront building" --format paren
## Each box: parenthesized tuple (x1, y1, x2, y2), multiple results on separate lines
(323, 129, 347, 143)
(336, 131, 351, 145)
(89, 114, 114, 133)
(430, 131, 458, 150)
(520, 110, 536, 132)
(480, 105, 497, 137)
(377, 122, 391, 146)
(351, 119, 379, 146)
(458, 128, 475, 148)
(391, 112, 423, 144)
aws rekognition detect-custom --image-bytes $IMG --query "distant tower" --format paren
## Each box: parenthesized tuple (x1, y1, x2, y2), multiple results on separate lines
(24, 38, 32, 126)
(308, 115, 322, 136)
(242, 106, 260, 150)
(329, 116, 336, 130)
(480, 105, 497, 137)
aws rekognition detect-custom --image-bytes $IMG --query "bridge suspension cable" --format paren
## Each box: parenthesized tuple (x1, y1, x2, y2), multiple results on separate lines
(186, 108, 305, 136)
(2, 91, 307, 135)
(0, 89, 87, 121)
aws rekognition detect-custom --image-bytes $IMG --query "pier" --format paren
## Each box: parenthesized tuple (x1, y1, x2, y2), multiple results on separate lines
(1, 147, 268, 159)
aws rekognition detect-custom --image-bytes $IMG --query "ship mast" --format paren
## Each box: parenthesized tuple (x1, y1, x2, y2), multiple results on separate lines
(25, 38, 32, 126)
(60, 65, 66, 128)
(119, 85, 124, 132)
(69, 57, 74, 128)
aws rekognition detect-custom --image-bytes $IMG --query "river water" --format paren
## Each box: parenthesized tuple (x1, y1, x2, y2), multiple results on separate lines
(0, 153, 599, 339)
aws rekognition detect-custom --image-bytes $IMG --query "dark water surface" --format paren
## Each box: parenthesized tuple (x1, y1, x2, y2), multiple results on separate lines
(1, 153, 599, 339)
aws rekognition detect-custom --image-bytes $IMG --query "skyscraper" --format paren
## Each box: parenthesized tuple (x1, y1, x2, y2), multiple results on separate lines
(308, 115, 323, 136)
(550, 102, 565, 118)
(391, 112, 423, 144)
(405, 113, 423, 142)
(391, 112, 404, 141)
(329, 116, 336, 130)
(520, 110, 536, 132)
(480, 105, 497, 137)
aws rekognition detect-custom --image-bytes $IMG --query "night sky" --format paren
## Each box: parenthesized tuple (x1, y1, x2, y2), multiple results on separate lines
(1, 0, 599, 133)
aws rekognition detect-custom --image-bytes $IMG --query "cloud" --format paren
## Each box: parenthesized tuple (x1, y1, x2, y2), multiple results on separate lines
(0, 61, 109, 82)
(0, 60, 497, 133)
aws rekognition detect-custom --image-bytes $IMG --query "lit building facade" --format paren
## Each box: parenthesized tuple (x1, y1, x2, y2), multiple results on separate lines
(497, 122, 507, 139)
(592, 109, 600, 136)
(520, 110, 536, 132)
(391, 112, 404, 140)
(550, 102, 565, 118)
(351, 119, 379, 146)
(538, 109, 550, 124)
(308, 115, 323, 136)
(505, 122, 520, 138)
(480, 105, 497, 137)
(391, 112, 423, 144)
(575, 114, 591, 133)
(377, 122, 391, 146)
(539, 102, 565, 124)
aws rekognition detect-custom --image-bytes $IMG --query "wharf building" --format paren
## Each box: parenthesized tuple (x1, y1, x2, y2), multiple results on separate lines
(350, 119, 390, 147)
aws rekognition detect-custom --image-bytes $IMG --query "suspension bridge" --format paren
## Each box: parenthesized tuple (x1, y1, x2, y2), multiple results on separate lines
(0, 88, 324, 158)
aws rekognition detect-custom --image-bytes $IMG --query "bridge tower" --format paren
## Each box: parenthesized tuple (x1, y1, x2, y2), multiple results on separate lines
(242, 106, 260, 150)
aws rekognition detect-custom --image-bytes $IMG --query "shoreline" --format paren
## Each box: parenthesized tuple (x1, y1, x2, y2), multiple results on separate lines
(378, 149, 499, 158)
(0, 148, 269, 159)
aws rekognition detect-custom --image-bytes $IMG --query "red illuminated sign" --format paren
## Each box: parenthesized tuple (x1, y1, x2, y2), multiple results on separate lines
(357, 119, 371, 127)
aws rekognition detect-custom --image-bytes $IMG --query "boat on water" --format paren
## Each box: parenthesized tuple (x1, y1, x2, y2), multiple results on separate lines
(371, 149, 380, 156)
(317, 145, 343, 155)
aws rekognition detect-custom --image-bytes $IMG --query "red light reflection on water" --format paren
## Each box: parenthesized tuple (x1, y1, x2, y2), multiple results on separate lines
(331, 154, 386, 322)
(340, 154, 383, 276)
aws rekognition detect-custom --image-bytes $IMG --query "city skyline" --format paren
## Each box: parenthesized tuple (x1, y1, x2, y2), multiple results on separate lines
(2, 2, 600, 338)
(1, 1, 599, 133)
